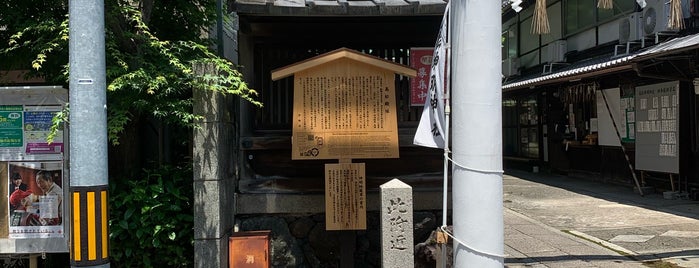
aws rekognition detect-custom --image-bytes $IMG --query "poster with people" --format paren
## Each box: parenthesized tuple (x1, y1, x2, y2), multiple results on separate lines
(7, 161, 64, 238)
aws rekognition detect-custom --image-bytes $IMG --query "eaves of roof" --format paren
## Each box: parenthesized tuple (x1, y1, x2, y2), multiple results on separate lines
(233, 0, 448, 16)
(502, 32, 699, 92)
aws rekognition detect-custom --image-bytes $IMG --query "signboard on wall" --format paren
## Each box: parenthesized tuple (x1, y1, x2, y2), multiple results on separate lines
(290, 59, 400, 160)
(409, 48, 432, 106)
(0, 86, 69, 253)
(635, 81, 679, 173)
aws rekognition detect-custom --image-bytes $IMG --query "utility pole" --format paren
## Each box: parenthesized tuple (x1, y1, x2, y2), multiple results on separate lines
(450, 0, 504, 267)
(69, 0, 110, 267)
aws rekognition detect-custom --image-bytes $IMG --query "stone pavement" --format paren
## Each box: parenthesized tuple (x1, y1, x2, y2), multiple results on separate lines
(502, 169, 699, 268)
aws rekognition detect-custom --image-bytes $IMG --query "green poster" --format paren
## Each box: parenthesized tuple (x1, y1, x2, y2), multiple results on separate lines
(0, 105, 24, 147)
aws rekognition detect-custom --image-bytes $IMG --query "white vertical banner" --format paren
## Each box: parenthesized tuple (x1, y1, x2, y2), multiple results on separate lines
(413, 5, 449, 149)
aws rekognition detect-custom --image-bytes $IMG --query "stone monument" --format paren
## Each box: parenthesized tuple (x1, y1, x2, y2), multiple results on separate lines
(380, 178, 414, 268)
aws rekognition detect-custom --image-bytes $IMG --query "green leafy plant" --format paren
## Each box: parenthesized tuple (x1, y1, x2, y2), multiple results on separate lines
(109, 165, 193, 268)
(1, 0, 262, 145)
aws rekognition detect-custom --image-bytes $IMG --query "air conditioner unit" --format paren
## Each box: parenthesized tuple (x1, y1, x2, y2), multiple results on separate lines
(619, 12, 643, 44)
(641, 0, 687, 36)
(502, 57, 520, 77)
(545, 40, 567, 63)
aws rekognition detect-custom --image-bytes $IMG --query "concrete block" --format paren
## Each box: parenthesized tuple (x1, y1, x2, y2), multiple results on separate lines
(194, 237, 229, 268)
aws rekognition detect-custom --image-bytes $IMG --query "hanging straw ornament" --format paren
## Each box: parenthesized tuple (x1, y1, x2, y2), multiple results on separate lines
(668, 0, 685, 30)
(532, 0, 550, 34)
(597, 0, 612, 9)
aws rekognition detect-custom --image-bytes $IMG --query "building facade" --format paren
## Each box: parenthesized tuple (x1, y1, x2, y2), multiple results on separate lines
(501, 0, 699, 193)
(193, 0, 451, 267)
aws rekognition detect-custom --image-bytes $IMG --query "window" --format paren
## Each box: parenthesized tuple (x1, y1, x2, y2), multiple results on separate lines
(520, 97, 539, 158)
(564, 0, 634, 34)
(520, 16, 539, 54)
(502, 23, 518, 59)
(565, 0, 596, 34)
(503, 99, 519, 156)
(598, 0, 635, 22)
(502, 96, 540, 159)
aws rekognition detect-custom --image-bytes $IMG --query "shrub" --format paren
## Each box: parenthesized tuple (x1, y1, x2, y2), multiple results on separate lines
(109, 165, 193, 267)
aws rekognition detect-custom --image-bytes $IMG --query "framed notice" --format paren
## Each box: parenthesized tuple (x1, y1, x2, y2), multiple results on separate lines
(635, 81, 679, 173)
(325, 163, 366, 230)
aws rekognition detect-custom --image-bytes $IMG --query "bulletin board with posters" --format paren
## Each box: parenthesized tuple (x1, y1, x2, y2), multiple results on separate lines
(634, 81, 679, 173)
(0, 86, 69, 254)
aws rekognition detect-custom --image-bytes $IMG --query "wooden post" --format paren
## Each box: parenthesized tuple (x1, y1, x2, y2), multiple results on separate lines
(29, 255, 38, 268)
(338, 158, 354, 268)
(670, 174, 676, 192)
(340, 231, 356, 268)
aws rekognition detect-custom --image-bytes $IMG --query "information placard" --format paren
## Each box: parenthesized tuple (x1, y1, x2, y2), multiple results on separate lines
(291, 59, 399, 160)
(324, 163, 366, 230)
(635, 81, 679, 173)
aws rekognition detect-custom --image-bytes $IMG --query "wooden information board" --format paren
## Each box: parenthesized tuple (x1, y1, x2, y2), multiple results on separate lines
(291, 59, 399, 160)
(271, 48, 416, 231)
(325, 162, 366, 230)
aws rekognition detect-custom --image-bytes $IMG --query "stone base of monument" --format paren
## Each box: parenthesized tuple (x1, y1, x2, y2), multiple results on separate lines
(415, 226, 453, 268)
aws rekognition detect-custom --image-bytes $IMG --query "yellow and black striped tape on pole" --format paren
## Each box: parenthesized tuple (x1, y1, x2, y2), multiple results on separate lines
(70, 186, 109, 266)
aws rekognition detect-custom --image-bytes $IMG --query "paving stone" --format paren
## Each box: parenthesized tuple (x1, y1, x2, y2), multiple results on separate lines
(659, 230, 699, 238)
(609, 235, 655, 243)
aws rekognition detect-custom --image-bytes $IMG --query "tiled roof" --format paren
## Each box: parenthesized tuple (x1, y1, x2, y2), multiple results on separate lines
(503, 32, 699, 91)
(502, 55, 635, 91)
(233, 0, 448, 16)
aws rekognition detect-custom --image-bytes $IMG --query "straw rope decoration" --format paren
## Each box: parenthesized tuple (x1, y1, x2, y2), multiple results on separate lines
(597, 0, 612, 9)
(668, 0, 685, 30)
(532, 0, 550, 34)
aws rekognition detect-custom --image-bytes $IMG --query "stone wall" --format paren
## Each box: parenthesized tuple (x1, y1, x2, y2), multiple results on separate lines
(234, 211, 445, 267)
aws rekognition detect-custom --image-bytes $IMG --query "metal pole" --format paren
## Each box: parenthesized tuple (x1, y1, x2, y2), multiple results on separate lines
(69, 0, 110, 267)
(450, 0, 504, 266)
(441, 5, 451, 267)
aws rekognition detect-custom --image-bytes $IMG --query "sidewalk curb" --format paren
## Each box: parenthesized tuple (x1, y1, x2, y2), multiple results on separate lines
(505, 208, 632, 254)
(566, 230, 637, 256)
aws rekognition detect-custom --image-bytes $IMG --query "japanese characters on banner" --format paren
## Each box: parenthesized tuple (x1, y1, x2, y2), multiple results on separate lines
(409, 48, 433, 106)
(1, 88, 67, 241)
(413, 4, 449, 149)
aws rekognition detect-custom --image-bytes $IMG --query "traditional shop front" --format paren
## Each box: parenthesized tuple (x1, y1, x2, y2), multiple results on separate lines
(502, 33, 699, 194)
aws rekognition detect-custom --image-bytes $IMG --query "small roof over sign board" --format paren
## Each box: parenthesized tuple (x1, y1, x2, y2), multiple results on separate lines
(271, 47, 417, 81)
